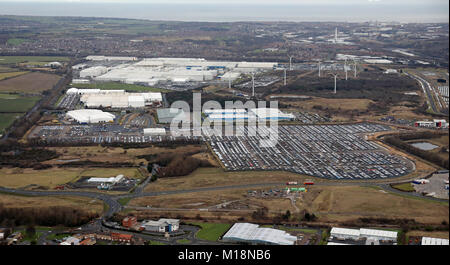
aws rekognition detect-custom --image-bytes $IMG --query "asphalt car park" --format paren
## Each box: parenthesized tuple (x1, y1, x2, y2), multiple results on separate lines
(208, 124, 414, 180)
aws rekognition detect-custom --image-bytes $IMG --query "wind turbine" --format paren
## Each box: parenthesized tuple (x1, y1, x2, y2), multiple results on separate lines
(318, 61, 321, 77)
(288, 55, 293, 71)
(335, 27, 338, 44)
(284, 67, 287, 85)
(329, 64, 339, 94)
(251, 72, 255, 97)
(344, 58, 348, 80)
(352, 58, 357, 78)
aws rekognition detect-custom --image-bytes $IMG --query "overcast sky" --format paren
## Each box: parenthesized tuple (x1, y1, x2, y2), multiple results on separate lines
(0, 0, 448, 4)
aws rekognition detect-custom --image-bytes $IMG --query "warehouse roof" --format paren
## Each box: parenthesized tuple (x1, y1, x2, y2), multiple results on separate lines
(223, 223, 297, 245)
(360, 228, 397, 239)
(421, 237, 449, 245)
(87, 175, 124, 184)
(66, 109, 115, 123)
(249, 108, 295, 120)
(330, 227, 360, 237)
(204, 108, 247, 115)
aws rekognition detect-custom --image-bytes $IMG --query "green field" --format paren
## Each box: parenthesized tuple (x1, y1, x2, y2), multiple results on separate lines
(148, 240, 167, 245)
(176, 239, 191, 244)
(47, 233, 72, 241)
(0, 113, 22, 133)
(6, 38, 29, 46)
(391, 182, 416, 192)
(71, 82, 168, 92)
(0, 71, 29, 81)
(0, 93, 40, 112)
(191, 222, 231, 241)
(0, 56, 69, 65)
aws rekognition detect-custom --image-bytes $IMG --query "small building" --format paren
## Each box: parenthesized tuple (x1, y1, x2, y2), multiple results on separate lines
(434, 119, 448, 129)
(45, 62, 62, 68)
(60, 236, 80, 245)
(330, 227, 361, 240)
(421, 237, 449, 245)
(384, 69, 398, 74)
(87, 174, 124, 185)
(141, 219, 180, 232)
(359, 228, 397, 242)
(111, 232, 133, 243)
(143, 128, 166, 136)
(330, 227, 397, 244)
(414, 121, 435, 128)
(122, 216, 138, 228)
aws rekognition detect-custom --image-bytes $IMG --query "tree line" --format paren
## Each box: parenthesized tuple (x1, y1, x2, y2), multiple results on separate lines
(0, 204, 99, 227)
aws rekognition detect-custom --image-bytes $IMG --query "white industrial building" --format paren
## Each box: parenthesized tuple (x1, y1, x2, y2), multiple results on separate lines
(143, 128, 166, 136)
(87, 175, 124, 184)
(220, 72, 242, 82)
(79, 57, 277, 86)
(141, 219, 180, 232)
(250, 108, 296, 121)
(204, 109, 247, 115)
(80, 92, 162, 108)
(364, 59, 393, 64)
(71, 79, 90, 84)
(86, 55, 138, 61)
(67, 88, 162, 109)
(330, 227, 397, 243)
(80, 66, 108, 78)
(66, 109, 115, 124)
(222, 223, 297, 245)
(421, 237, 449, 245)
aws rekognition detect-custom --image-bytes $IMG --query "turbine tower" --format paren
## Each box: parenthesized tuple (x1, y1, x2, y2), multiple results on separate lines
(352, 58, 357, 78)
(335, 27, 338, 43)
(329, 64, 338, 94)
(288, 55, 293, 71)
(251, 72, 255, 97)
(344, 58, 348, 80)
(284, 67, 287, 85)
(330, 73, 338, 94)
(318, 61, 321, 77)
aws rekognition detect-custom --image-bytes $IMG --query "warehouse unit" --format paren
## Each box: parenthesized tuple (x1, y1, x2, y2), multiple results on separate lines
(87, 175, 124, 184)
(330, 227, 397, 244)
(141, 219, 180, 232)
(143, 128, 166, 136)
(86, 55, 138, 61)
(79, 91, 163, 109)
(249, 108, 296, 121)
(66, 109, 115, 124)
(421, 237, 449, 245)
(80, 66, 108, 78)
(208, 113, 256, 121)
(222, 223, 297, 245)
(330, 227, 361, 240)
(360, 228, 398, 242)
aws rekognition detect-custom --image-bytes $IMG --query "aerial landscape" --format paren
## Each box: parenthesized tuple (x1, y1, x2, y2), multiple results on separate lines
(0, 0, 448, 254)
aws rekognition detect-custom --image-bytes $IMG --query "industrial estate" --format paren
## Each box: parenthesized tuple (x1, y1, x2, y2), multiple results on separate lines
(0, 5, 448, 249)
